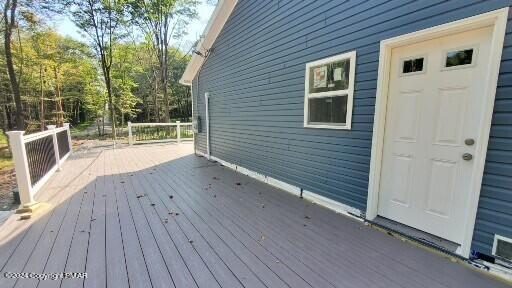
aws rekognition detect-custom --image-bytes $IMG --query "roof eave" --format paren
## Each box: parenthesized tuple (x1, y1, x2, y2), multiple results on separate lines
(180, 0, 238, 85)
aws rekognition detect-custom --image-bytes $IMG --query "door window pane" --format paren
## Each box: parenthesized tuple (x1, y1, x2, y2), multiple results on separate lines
(308, 95, 348, 124)
(402, 58, 424, 74)
(445, 49, 473, 67)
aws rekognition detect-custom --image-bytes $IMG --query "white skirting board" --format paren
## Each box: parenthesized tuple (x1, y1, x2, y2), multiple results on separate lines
(196, 150, 363, 221)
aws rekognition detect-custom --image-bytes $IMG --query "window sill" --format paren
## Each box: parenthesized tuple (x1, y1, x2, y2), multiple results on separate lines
(304, 123, 351, 130)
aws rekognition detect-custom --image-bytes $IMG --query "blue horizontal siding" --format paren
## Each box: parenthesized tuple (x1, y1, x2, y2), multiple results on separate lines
(192, 0, 512, 255)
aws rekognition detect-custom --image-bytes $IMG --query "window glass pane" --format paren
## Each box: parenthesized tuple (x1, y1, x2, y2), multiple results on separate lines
(402, 58, 424, 73)
(308, 95, 348, 124)
(308, 59, 350, 94)
(445, 49, 473, 67)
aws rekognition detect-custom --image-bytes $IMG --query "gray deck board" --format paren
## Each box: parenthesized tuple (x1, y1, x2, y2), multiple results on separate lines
(141, 149, 395, 288)
(170, 157, 431, 288)
(84, 151, 107, 288)
(131, 152, 291, 288)
(119, 154, 198, 288)
(133, 148, 323, 288)
(179, 158, 478, 288)
(104, 150, 129, 288)
(0, 213, 53, 288)
(179, 161, 454, 288)
(13, 197, 72, 288)
(122, 150, 267, 288)
(111, 151, 153, 288)
(61, 152, 103, 288)
(37, 185, 86, 288)
(0, 143, 509, 288)
(121, 163, 176, 288)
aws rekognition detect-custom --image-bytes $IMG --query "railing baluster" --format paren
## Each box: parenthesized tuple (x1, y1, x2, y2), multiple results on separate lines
(7, 123, 73, 207)
(47, 125, 61, 171)
(127, 122, 194, 145)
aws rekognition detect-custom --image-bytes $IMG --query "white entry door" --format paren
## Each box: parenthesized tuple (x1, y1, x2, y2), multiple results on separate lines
(377, 26, 493, 244)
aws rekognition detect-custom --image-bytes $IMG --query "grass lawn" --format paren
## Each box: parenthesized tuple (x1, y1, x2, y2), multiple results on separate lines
(70, 120, 94, 134)
(0, 131, 13, 171)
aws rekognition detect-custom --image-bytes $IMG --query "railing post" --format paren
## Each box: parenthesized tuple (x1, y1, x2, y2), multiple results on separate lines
(176, 121, 181, 143)
(64, 123, 72, 154)
(128, 121, 133, 145)
(7, 131, 35, 205)
(47, 125, 61, 170)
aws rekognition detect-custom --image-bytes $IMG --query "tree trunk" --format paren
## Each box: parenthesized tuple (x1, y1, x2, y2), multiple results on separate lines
(105, 70, 116, 140)
(40, 66, 45, 131)
(121, 112, 124, 136)
(1, 105, 9, 133)
(54, 66, 64, 127)
(5, 105, 13, 130)
(97, 118, 101, 136)
(162, 73, 169, 122)
(3, 0, 24, 130)
(153, 78, 160, 122)
(161, 31, 170, 123)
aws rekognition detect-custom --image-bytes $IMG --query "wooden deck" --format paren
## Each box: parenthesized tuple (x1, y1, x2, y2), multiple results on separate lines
(0, 142, 509, 288)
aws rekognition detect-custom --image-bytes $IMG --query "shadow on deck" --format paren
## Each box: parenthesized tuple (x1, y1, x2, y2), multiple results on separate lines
(0, 142, 509, 288)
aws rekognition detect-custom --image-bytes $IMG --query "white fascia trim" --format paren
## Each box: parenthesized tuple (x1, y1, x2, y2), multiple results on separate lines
(180, 0, 238, 85)
(195, 150, 363, 221)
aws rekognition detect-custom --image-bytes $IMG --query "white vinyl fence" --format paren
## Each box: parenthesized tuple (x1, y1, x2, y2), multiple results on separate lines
(128, 122, 194, 145)
(7, 124, 72, 205)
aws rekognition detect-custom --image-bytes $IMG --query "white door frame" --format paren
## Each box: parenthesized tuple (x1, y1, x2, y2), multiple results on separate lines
(366, 7, 509, 258)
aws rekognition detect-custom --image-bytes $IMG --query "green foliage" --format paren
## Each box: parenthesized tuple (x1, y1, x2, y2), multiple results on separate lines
(1, 0, 198, 139)
(112, 43, 141, 120)
(0, 131, 13, 171)
(3, 25, 104, 130)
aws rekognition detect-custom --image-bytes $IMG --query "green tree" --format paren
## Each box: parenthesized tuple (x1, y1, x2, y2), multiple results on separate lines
(2, 0, 57, 130)
(112, 43, 140, 128)
(65, 0, 127, 140)
(128, 0, 198, 122)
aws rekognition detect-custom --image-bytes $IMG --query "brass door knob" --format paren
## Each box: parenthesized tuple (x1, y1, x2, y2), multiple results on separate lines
(462, 153, 473, 161)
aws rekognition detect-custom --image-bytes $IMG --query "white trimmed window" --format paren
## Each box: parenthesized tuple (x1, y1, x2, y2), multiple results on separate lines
(304, 51, 356, 129)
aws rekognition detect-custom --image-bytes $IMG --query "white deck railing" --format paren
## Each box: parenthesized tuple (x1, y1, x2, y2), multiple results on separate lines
(128, 122, 194, 145)
(7, 124, 72, 205)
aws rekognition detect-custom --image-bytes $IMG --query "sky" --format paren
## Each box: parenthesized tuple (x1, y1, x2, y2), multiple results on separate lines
(52, 1, 216, 52)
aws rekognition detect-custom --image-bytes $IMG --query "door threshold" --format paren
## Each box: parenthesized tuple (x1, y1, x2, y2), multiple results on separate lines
(368, 216, 461, 256)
